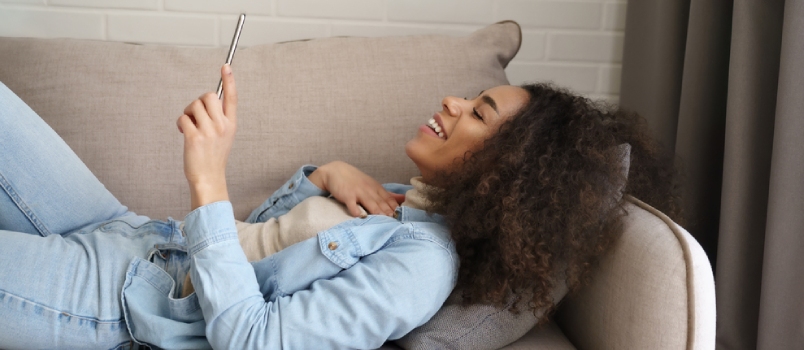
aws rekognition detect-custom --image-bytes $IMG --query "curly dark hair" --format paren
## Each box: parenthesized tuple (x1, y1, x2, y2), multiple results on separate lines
(426, 83, 683, 323)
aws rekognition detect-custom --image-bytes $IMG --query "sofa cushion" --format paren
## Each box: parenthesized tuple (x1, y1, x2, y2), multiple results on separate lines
(501, 321, 576, 350)
(0, 21, 520, 221)
(385, 321, 576, 350)
(396, 283, 568, 350)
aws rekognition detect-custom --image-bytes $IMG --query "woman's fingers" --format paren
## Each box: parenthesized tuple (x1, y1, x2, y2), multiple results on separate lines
(200, 92, 224, 124)
(390, 193, 406, 205)
(175, 66, 237, 210)
(345, 201, 364, 218)
(359, 190, 398, 217)
(177, 114, 197, 135)
(386, 193, 404, 212)
(183, 99, 212, 129)
(378, 190, 402, 215)
(318, 161, 401, 217)
(221, 64, 237, 119)
(376, 193, 395, 216)
(361, 198, 384, 217)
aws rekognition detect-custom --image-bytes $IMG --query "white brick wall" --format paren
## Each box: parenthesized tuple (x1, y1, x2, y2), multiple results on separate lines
(0, 0, 626, 101)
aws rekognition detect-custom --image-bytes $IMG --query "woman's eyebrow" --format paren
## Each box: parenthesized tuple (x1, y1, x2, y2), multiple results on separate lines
(481, 95, 499, 115)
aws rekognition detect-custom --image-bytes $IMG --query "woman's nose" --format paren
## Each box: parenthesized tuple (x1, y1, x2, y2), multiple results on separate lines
(441, 96, 463, 117)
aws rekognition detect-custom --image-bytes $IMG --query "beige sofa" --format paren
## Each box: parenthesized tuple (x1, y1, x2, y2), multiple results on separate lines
(0, 22, 715, 349)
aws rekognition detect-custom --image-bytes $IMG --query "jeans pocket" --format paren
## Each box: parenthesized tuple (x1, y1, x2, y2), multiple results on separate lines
(121, 257, 209, 349)
(147, 243, 191, 299)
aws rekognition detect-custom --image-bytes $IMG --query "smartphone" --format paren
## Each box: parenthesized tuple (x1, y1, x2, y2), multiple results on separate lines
(217, 13, 246, 99)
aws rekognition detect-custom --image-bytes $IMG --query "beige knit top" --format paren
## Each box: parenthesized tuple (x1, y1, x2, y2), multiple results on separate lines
(180, 177, 431, 297)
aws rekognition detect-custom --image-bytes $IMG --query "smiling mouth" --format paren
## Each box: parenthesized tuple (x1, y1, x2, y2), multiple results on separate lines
(428, 118, 446, 139)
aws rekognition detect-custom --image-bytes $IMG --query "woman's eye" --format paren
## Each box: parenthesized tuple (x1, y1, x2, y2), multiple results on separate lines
(472, 108, 484, 121)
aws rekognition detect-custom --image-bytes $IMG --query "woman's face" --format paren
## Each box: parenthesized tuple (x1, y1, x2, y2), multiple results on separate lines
(406, 85, 529, 181)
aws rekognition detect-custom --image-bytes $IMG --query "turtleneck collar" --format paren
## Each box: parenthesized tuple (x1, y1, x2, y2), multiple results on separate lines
(400, 176, 436, 211)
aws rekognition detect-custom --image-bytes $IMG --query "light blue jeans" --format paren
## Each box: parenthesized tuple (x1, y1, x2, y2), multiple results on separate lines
(0, 82, 166, 349)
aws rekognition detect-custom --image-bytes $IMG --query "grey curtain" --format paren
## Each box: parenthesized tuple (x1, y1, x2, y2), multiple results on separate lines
(619, 0, 804, 349)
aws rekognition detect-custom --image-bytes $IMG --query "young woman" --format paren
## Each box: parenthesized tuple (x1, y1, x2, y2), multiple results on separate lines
(0, 65, 681, 349)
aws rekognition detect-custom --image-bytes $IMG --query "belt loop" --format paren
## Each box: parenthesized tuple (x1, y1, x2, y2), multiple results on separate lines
(154, 242, 188, 252)
(146, 247, 161, 261)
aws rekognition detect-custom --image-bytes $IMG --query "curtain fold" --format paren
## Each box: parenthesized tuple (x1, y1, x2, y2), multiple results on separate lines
(756, 1, 804, 347)
(675, 0, 733, 267)
(620, 0, 804, 348)
(718, 0, 783, 348)
(619, 0, 689, 151)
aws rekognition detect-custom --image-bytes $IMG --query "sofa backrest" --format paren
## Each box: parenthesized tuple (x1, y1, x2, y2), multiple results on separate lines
(0, 22, 520, 221)
(556, 196, 716, 349)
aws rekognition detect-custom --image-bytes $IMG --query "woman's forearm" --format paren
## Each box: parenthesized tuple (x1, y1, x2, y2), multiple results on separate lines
(189, 180, 229, 210)
(178, 64, 237, 211)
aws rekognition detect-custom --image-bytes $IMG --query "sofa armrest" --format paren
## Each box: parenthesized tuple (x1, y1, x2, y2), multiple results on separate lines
(555, 196, 715, 350)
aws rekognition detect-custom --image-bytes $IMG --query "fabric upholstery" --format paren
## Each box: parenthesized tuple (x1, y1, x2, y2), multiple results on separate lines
(381, 321, 576, 350)
(501, 321, 576, 350)
(556, 196, 716, 349)
(0, 21, 520, 221)
(396, 283, 569, 350)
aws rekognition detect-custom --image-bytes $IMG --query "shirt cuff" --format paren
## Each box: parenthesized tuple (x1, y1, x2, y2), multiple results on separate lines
(245, 165, 329, 224)
(294, 165, 329, 199)
(183, 201, 239, 255)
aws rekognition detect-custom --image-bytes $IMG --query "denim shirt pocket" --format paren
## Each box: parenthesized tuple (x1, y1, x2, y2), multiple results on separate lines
(121, 257, 211, 349)
(317, 216, 406, 268)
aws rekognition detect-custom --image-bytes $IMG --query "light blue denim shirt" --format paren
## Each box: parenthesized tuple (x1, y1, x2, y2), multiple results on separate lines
(121, 165, 459, 349)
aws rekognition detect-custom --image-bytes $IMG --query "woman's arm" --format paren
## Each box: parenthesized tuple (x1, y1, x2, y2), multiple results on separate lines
(176, 64, 237, 210)
(244, 165, 329, 223)
(308, 161, 405, 217)
(247, 162, 406, 223)
(183, 203, 456, 349)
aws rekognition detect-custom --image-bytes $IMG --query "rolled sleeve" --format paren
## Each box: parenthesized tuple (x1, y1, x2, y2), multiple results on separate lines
(183, 201, 239, 255)
(246, 165, 328, 223)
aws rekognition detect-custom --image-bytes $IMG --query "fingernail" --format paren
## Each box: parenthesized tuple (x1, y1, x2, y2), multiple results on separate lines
(223, 64, 232, 75)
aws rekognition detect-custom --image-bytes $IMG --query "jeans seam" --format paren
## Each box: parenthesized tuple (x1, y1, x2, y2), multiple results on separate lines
(0, 288, 125, 324)
(0, 171, 51, 237)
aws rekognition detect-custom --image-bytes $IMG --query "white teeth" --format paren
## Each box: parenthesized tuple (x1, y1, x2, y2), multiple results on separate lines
(427, 118, 445, 139)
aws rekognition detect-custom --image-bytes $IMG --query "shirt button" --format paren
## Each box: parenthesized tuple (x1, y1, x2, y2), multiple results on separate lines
(328, 242, 339, 250)
(393, 211, 400, 219)
(288, 183, 295, 189)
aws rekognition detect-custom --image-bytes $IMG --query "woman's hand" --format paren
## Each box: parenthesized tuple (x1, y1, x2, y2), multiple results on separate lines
(308, 161, 405, 217)
(177, 64, 237, 210)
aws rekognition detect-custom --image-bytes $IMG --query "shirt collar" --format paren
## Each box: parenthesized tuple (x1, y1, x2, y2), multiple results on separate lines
(393, 206, 446, 225)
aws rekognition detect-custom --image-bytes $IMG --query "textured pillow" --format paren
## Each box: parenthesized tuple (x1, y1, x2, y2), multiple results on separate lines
(396, 285, 569, 350)
(0, 21, 521, 221)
